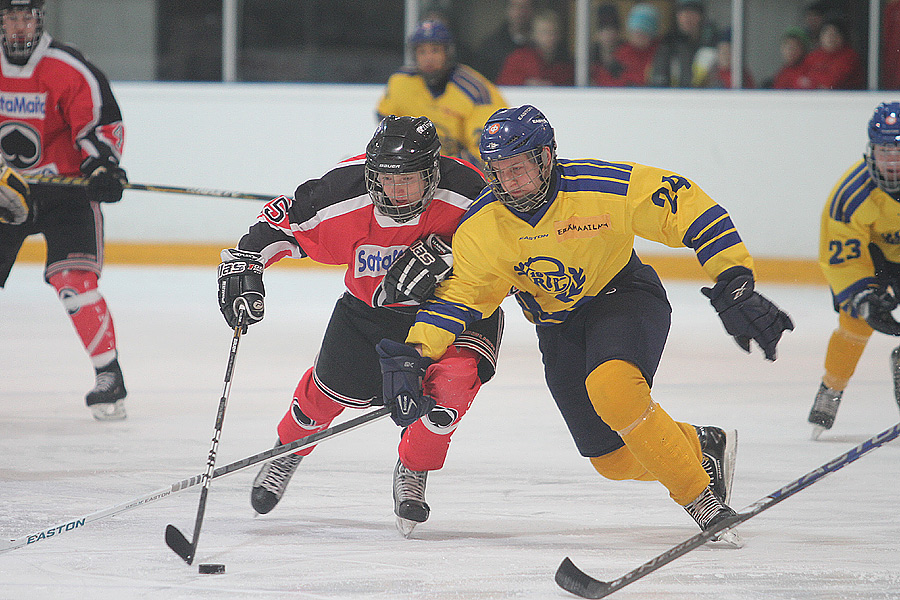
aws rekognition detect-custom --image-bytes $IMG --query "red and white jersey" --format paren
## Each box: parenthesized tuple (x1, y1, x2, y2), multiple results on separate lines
(237, 154, 487, 307)
(0, 34, 125, 176)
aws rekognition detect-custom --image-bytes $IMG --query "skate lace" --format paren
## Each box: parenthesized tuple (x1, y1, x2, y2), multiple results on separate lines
(259, 454, 302, 494)
(92, 371, 119, 392)
(395, 464, 427, 503)
(812, 386, 842, 417)
(684, 488, 727, 530)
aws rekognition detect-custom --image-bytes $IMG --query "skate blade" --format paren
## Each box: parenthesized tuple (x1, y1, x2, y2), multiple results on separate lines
(710, 528, 744, 549)
(395, 516, 418, 539)
(810, 425, 826, 441)
(90, 401, 127, 421)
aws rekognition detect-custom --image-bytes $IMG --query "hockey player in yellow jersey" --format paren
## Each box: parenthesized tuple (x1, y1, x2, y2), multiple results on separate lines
(376, 105, 793, 545)
(376, 20, 506, 168)
(809, 101, 900, 439)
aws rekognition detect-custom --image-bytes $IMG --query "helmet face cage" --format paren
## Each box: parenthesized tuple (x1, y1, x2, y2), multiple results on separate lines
(0, 2, 43, 63)
(365, 161, 440, 222)
(866, 102, 900, 195)
(484, 146, 554, 212)
(365, 116, 442, 222)
(480, 105, 557, 212)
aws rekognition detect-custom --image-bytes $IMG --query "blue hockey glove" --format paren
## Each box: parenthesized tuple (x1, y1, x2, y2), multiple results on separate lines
(847, 286, 900, 335)
(376, 339, 435, 427)
(702, 266, 794, 361)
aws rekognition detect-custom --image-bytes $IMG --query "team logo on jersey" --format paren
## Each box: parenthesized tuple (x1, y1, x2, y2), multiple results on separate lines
(355, 244, 407, 278)
(514, 256, 585, 303)
(881, 231, 900, 244)
(0, 92, 46, 119)
(0, 122, 41, 169)
(554, 214, 611, 241)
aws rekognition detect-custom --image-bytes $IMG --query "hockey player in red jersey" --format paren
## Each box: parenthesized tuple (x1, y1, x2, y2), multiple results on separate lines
(217, 116, 503, 537)
(0, 0, 129, 421)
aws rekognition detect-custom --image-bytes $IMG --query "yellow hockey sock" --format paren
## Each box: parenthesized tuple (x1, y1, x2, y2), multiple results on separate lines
(823, 312, 872, 390)
(586, 360, 708, 505)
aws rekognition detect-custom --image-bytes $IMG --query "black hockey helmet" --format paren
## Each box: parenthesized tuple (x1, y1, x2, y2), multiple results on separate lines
(0, 0, 45, 64)
(365, 115, 442, 222)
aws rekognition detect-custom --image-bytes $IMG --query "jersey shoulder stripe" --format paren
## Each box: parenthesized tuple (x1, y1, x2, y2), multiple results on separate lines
(557, 158, 632, 196)
(458, 187, 498, 227)
(450, 65, 494, 105)
(828, 161, 876, 223)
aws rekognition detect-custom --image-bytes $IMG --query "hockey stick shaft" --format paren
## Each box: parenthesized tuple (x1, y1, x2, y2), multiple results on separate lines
(2, 405, 392, 555)
(166, 311, 246, 564)
(556, 420, 900, 599)
(24, 173, 274, 201)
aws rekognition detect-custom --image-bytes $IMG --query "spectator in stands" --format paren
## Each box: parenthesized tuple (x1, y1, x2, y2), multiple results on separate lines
(767, 27, 812, 89)
(470, 0, 534, 83)
(648, 0, 717, 88)
(592, 3, 660, 87)
(882, 0, 900, 90)
(803, 1, 828, 47)
(377, 20, 506, 167)
(697, 28, 755, 88)
(795, 17, 864, 90)
(589, 4, 623, 86)
(497, 8, 574, 86)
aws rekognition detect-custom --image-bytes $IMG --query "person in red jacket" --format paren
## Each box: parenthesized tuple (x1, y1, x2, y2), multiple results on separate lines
(882, 0, 900, 90)
(770, 27, 812, 89)
(497, 8, 573, 86)
(795, 17, 864, 90)
(591, 3, 660, 87)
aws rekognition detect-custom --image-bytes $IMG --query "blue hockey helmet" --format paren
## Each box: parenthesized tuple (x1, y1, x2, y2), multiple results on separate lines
(409, 20, 454, 47)
(0, 0, 44, 64)
(865, 102, 900, 195)
(365, 115, 442, 222)
(479, 105, 557, 212)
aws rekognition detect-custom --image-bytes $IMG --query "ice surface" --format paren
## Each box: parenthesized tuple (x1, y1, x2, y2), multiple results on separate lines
(2, 264, 899, 599)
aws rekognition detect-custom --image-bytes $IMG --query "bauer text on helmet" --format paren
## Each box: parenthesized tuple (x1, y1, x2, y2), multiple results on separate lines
(365, 116, 442, 222)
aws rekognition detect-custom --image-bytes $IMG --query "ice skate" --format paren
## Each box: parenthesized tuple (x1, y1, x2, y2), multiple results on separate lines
(695, 426, 737, 503)
(683, 486, 743, 548)
(808, 383, 843, 440)
(393, 459, 429, 538)
(251, 441, 303, 515)
(86, 360, 127, 421)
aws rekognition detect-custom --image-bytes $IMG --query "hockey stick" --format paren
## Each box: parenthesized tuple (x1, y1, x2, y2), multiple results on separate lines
(24, 173, 274, 201)
(2, 405, 393, 555)
(165, 310, 246, 564)
(555, 420, 900, 599)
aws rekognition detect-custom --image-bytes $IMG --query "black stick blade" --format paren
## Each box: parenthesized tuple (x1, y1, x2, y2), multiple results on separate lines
(555, 557, 612, 599)
(165, 524, 195, 565)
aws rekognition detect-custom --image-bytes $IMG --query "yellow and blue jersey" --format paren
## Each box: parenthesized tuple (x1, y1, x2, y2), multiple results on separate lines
(376, 64, 506, 165)
(408, 158, 755, 359)
(819, 159, 900, 310)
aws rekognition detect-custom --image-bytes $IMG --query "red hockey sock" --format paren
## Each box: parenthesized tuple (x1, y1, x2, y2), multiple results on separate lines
(48, 270, 118, 369)
(277, 367, 345, 457)
(399, 347, 481, 472)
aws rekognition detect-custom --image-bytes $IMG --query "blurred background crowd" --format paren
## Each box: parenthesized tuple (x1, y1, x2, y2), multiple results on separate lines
(44, 0, 900, 90)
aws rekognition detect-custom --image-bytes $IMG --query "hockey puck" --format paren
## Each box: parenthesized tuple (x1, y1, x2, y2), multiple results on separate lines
(198, 563, 225, 574)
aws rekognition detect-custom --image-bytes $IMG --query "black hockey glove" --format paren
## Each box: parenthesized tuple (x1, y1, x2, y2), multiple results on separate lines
(702, 266, 794, 361)
(217, 248, 265, 332)
(383, 234, 453, 304)
(81, 157, 127, 203)
(0, 162, 30, 225)
(847, 286, 900, 335)
(376, 339, 436, 427)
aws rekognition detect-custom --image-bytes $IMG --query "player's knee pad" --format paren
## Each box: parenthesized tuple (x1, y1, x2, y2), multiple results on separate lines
(585, 360, 652, 432)
(48, 269, 101, 315)
(589, 446, 655, 481)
